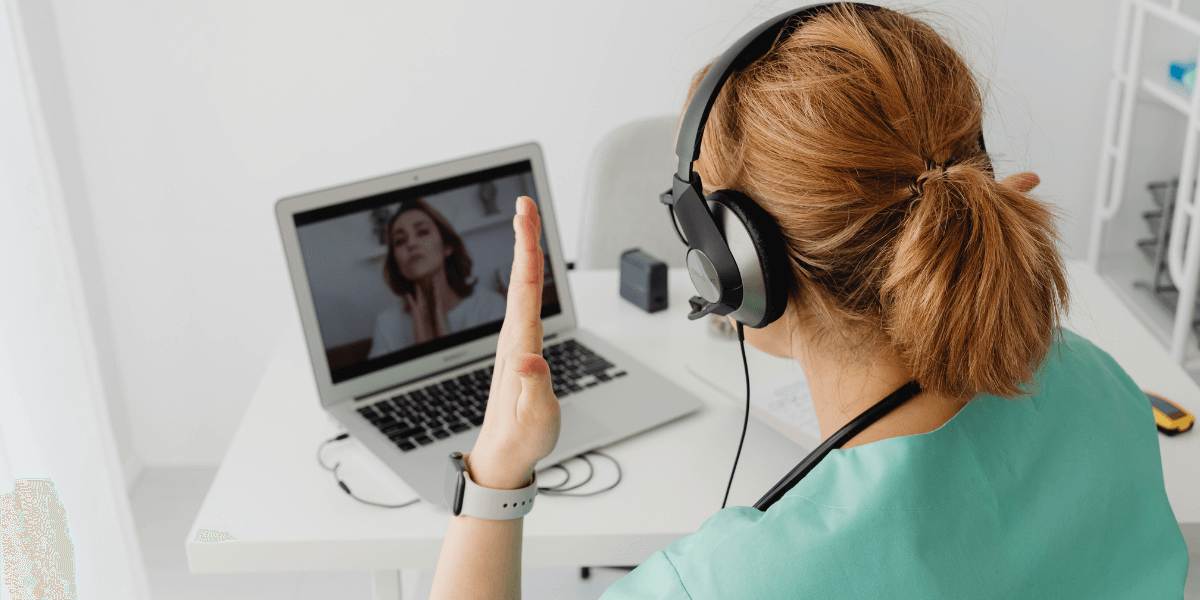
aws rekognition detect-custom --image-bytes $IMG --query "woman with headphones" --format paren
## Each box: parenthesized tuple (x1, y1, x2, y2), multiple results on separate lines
(428, 4, 1189, 598)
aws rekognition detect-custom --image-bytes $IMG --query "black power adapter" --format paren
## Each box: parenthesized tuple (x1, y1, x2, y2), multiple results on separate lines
(619, 248, 668, 313)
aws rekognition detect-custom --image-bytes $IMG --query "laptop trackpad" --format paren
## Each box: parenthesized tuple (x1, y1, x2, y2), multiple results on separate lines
(555, 406, 612, 456)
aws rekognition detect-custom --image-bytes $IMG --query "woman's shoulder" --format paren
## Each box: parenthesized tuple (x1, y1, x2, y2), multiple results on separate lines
(368, 301, 413, 358)
(374, 301, 409, 327)
(601, 327, 1188, 599)
(1040, 327, 1132, 379)
(604, 504, 847, 599)
(443, 288, 507, 333)
(600, 507, 795, 600)
(459, 287, 508, 315)
(1031, 327, 1147, 420)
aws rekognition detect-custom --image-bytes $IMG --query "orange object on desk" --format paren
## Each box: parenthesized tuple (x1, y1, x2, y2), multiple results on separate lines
(1146, 390, 1195, 435)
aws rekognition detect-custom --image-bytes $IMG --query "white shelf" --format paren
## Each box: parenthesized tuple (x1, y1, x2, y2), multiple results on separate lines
(1093, 0, 1200, 367)
(1141, 75, 1192, 114)
(1099, 250, 1200, 371)
(362, 213, 513, 264)
(1140, 0, 1200, 37)
(452, 212, 515, 236)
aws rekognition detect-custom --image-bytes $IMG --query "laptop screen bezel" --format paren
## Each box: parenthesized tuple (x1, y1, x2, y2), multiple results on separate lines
(275, 142, 576, 408)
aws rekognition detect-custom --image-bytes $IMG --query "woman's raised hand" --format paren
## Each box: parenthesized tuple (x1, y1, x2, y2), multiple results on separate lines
(466, 197, 561, 490)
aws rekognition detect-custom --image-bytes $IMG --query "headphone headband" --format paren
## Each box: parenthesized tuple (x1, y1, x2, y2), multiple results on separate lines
(665, 1, 991, 327)
(675, 3, 867, 185)
(665, 3, 865, 327)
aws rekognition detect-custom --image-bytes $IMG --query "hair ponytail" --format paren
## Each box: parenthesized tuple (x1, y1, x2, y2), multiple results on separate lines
(882, 158, 1068, 398)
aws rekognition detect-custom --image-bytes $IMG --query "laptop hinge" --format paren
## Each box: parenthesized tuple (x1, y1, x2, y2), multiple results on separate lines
(352, 353, 494, 403)
(352, 332, 563, 403)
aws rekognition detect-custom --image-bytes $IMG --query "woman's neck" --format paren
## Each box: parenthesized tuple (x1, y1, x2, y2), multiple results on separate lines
(416, 271, 464, 316)
(795, 338, 969, 449)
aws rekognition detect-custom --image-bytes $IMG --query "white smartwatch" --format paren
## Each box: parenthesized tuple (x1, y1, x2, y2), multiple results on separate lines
(443, 452, 537, 519)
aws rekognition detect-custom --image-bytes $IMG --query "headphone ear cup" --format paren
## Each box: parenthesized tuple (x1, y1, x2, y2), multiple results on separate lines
(706, 190, 793, 328)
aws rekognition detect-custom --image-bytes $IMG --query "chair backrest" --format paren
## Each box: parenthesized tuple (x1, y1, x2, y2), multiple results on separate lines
(576, 116, 687, 269)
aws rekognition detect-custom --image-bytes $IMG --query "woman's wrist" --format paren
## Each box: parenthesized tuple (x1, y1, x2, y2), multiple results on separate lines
(464, 451, 535, 491)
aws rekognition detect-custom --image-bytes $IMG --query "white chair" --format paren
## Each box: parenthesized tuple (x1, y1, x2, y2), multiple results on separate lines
(574, 116, 686, 580)
(576, 116, 687, 269)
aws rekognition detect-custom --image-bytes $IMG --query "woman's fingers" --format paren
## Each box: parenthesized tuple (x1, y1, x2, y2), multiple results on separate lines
(500, 197, 544, 356)
(468, 199, 558, 487)
(1001, 171, 1040, 193)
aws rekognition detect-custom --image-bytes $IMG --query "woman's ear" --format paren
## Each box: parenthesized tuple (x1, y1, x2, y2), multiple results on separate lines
(739, 296, 800, 360)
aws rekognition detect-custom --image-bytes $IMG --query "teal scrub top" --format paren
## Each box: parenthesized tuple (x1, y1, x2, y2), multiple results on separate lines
(601, 329, 1189, 599)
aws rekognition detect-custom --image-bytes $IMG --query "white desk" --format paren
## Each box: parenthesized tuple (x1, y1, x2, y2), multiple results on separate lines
(186, 268, 811, 598)
(188, 261, 1200, 598)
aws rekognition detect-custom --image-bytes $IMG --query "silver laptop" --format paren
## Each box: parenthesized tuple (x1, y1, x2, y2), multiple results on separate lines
(276, 142, 702, 506)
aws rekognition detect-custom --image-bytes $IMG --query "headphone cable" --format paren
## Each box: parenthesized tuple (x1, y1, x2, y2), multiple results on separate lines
(318, 433, 420, 509)
(722, 321, 750, 510)
(317, 435, 623, 506)
(539, 451, 622, 497)
(538, 454, 594, 493)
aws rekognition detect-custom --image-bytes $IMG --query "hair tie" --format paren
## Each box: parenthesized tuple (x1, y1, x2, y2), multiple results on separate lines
(908, 157, 957, 199)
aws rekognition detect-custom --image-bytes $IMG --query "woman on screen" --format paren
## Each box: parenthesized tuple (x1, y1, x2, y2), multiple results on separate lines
(368, 199, 506, 358)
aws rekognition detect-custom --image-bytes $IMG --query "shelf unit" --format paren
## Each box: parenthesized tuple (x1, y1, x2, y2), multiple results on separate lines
(1089, 0, 1200, 371)
(1142, 76, 1192, 113)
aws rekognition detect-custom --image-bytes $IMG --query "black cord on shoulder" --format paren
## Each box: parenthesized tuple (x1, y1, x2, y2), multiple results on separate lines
(317, 433, 420, 509)
(723, 321, 750, 510)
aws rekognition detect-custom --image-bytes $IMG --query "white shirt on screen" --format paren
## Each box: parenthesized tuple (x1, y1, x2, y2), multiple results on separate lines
(367, 288, 507, 358)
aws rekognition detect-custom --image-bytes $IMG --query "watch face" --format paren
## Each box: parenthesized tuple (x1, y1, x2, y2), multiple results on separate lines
(443, 452, 466, 515)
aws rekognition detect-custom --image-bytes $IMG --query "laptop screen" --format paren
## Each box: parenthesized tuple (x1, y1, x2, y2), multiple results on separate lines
(293, 160, 562, 384)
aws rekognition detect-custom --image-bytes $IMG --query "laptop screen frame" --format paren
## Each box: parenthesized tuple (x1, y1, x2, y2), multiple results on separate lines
(275, 142, 577, 408)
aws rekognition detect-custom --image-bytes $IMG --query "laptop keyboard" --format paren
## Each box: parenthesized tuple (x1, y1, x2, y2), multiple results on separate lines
(546, 338, 626, 396)
(356, 339, 626, 452)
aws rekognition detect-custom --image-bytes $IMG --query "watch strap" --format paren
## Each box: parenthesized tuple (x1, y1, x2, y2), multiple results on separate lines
(459, 470, 537, 520)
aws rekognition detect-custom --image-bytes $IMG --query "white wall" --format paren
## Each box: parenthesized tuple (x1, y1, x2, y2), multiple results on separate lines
(0, 0, 150, 594)
(42, 0, 1121, 467)
(15, 0, 142, 488)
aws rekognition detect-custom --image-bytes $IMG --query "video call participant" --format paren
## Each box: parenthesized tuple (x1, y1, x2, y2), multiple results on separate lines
(368, 199, 506, 357)
(427, 4, 1188, 599)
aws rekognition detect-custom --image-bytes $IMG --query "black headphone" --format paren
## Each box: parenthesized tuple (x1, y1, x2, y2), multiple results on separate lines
(665, 2, 993, 511)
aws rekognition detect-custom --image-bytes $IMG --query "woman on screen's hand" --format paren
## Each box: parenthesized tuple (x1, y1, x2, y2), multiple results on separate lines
(401, 284, 446, 345)
(428, 196, 559, 600)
